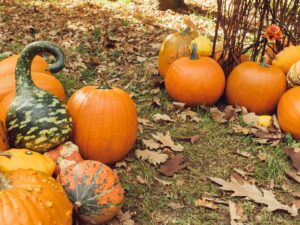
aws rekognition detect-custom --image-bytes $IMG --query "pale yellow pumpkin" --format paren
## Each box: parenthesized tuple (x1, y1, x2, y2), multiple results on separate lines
(258, 115, 272, 127)
(190, 36, 212, 57)
(0, 149, 55, 175)
(287, 60, 300, 87)
(272, 45, 300, 73)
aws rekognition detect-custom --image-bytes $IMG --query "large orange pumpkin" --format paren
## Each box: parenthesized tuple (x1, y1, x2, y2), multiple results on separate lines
(0, 169, 73, 225)
(0, 120, 8, 151)
(226, 60, 287, 114)
(0, 72, 66, 102)
(67, 86, 138, 164)
(158, 28, 198, 77)
(58, 160, 124, 224)
(165, 44, 225, 106)
(0, 54, 51, 76)
(277, 87, 300, 139)
(272, 45, 300, 73)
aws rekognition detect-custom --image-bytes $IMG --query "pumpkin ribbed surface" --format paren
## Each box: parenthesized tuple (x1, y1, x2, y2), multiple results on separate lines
(272, 45, 300, 73)
(0, 120, 8, 151)
(0, 169, 72, 225)
(67, 86, 137, 164)
(58, 160, 124, 224)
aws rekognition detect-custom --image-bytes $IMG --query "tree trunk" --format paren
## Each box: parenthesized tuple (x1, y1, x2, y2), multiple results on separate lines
(158, 0, 186, 10)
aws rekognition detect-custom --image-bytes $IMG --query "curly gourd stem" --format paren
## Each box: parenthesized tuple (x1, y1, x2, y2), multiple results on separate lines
(15, 41, 64, 90)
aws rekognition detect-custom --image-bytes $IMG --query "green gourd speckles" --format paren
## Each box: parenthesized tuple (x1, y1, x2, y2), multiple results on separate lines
(6, 41, 72, 153)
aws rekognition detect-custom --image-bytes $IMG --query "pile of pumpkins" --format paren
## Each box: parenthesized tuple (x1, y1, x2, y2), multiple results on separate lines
(158, 26, 300, 137)
(0, 41, 138, 225)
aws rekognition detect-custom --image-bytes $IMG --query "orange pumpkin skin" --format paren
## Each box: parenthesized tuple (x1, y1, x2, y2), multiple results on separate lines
(58, 160, 124, 224)
(0, 169, 73, 225)
(0, 72, 66, 102)
(67, 86, 138, 164)
(277, 87, 300, 139)
(0, 120, 8, 151)
(165, 56, 225, 106)
(0, 54, 51, 77)
(272, 45, 300, 73)
(158, 28, 198, 77)
(226, 61, 287, 115)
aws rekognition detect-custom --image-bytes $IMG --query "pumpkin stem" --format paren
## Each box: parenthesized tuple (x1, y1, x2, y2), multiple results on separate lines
(190, 43, 198, 60)
(0, 152, 12, 158)
(260, 56, 269, 68)
(180, 27, 191, 35)
(0, 173, 11, 190)
(15, 41, 65, 91)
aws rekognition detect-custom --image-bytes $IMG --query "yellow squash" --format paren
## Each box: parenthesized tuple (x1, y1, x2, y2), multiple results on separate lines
(189, 36, 212, 57)
(0, 149, 55, 175)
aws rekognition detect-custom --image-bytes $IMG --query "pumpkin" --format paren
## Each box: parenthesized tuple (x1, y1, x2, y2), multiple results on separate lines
(0, 72, 66, 101)
(0, 120, 9, 151)
(0, 148, 55, 175)
(165, 43, 225, 106)
(277, 87, 300, 139)
(189, 36, 212, 57)
(287, 61, 300, 87)
(0, 51, 12, 61)
(158, 27, 198, 77)
(0, 169, 72, 225)
(67, 85, 137, 164)
(58, 160, 124, 224)
(258, 115, 272, 127)
(226, 59, 287, 114)
(5, 41, 72, 153)
(0, 54, 51, 77)
(272, 45, 300, 73)
(45, 141, 83, 176)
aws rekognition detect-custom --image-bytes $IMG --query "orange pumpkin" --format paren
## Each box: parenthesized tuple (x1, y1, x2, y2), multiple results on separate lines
(67, 86, 138, 164)
(277, 87, 300, 139)
(165, 44, 225, 106)
(158, 28, 198, 77)
(0, 54, 51, 77)
(0, 169, 73, 225)
(272, 45, 300, 73)
(0, 120, 8, 151)
(226, 60, 287, 114)
(58, 160, 124, 224)
(0, 72, 66, 102)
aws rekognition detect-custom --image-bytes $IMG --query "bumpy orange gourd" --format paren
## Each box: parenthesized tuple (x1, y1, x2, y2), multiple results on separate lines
(58, 160, 124, 224)
(0, 72, 66, 101)
(0, 121, 8, 151)
(165, 44, 225, 106)
(0, 169, 73, 225)
(158, 28, 198, 77)
(277, 87, 300, 139)
(67, 86, 138, 164)
(272, 45, 300, 73)
(0, 54, 51, 77)
(226, 60, 287, 114)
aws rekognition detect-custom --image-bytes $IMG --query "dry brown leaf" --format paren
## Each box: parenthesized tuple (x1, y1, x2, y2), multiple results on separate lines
(154, 177, 172, 186)
(209, 177, 298, 217)
(174, 135, 201, 144)
(135, 149, 168, 165)
(210, 108, 227, 123)
(136, 175, 147, 184)
(142, 139, 160, 150)
(152, 113, 173, 122)
(159, 155, 187, 176)
(229, 201, 247, 225)
(115, 161, 128, 168)
(233, 168, 253, 178)
(242, 113, 259, 126)
(257, 152, 267, 161)
(293, 192, 300, 198)
(202, 197, 229, 205)
(230, 124, 250, 135)
(138, 118, 153, 127)
(167, 202, 184, 209)
(285, 171, 300, 183)
(152, 132, 184, 152)
(236, 150, 253, 158)
(173, 102, 186, 109)
(284, 147, 300, 172)
(107, 210, 135, 225)
(152, 97, 161, 107)
(195, 198, 217, 209)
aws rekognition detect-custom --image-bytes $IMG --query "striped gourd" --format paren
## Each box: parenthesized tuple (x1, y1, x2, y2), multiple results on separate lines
(5, 41, 72, 153)
(287, 61, 300, 87)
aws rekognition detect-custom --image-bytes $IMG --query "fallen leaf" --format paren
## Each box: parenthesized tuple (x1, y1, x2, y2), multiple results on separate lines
(159, 155, 187, 176)
(135, 149, 168, 165)
(233, 168, 253, 178)
(293, 199, 300, 210)
(230, 124, 250, 135)
(210, 107, 227, 123)
(152, 113, 173, 122)
(195, 198, 217, 209)
(167, 202, 184, 209)
(242, 113, 259, 126)
(152, 132, 184, 152)
(293, 192, 300, 198)
(285, 171, 300, 183)
(257, 152, 267, 161)
(154, 177, 172, 186)
(236, 150, 253, 158)
(152, 97, 161, 107)
(106, 210, 135, 225)
(136, 175, 147, 184)
(142, 139, 160, 150)
(138, 118, 153, 127)
(174, 135, 201, 144)
(173, 102, 186, 109)
(202, 197, 229, 205)
(115, 161, 128, 168)
(284, 147, 300, 172)
(229, 201, 247, 225)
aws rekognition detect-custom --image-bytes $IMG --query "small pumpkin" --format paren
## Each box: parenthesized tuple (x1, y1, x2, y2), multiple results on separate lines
(272, 45, 300, 73)
(287, 60, 300, 87)
(189, 36, 212, 57)
(5, 41, 72, 152)
(45, 141, 83, 176)
(0, 169, 73, 225)
(257, 115, 272, 127)
(0, 149, 55, 175)
(0, 54, 51, 77)
(165, 43, 225, 106)
(0, 120, 9, 151)
(226, 59, 287, 114)
(67, 85, 137, 164)
(158, 27, 198, 77)
(277, 87, 300, 139)
(58, 160, 124, 224)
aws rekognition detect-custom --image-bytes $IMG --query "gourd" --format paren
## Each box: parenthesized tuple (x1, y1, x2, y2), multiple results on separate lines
(0, 120, 9, 151)
(189, 36, 212, 57)
(272, 45, 300, 73)
(58, 160, 124, 224)
(158, 27, 198, 77)
(5, 41, 72, 153)
(277, 87, 300, 139)
(0, 169, 73, 225)
(165, 43, 225, 106)
(67, 85, 137, 164)
(226, 59, 287, 114)
(287, 60, 300, 87)
(258, 115, 272, 127)
(0, 149, 55, 175)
